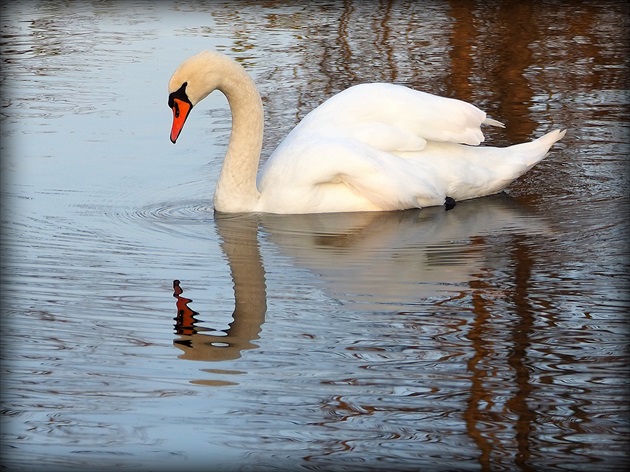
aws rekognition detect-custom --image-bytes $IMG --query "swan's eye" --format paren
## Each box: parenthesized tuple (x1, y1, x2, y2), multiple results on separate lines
(168, 81, 189, 111)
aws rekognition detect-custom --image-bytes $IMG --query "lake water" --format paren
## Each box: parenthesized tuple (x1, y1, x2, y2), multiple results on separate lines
(1, 1, 628, 471)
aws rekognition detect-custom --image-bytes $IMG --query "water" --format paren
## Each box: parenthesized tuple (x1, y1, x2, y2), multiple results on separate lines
(1, 1, 629, 471)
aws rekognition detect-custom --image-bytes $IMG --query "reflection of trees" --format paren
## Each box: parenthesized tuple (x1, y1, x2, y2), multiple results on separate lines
(256, 196, 554, 469)
(207, 1, 627, 160)
(209, 1, 624, 469)
(177, 1, 625, 466)
(445, 2, 539, 141)
(463, 235, 538, 471)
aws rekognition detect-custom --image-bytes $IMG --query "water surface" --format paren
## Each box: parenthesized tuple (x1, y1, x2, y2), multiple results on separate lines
(1, 1, 629, 471)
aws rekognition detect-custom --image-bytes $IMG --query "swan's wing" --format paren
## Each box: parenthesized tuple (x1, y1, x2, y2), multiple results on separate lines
(292, 83, 504, 152)
(258, 137, 446, 212)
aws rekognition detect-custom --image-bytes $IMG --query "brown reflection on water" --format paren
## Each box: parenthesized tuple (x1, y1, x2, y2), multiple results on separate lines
(446, 0, 476, 103)
(463, 235, 539, 472)
(465, 268, 497, 471)
(506, 236, 536, 472)
(462, 229, 610, 471)
(448, 2, 539, 140)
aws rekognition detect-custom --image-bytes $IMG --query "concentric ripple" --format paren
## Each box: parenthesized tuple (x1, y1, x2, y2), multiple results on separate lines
(114, 198, 216, 240)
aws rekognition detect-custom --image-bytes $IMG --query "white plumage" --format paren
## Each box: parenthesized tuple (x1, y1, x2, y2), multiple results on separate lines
(168, 51, 565, 214)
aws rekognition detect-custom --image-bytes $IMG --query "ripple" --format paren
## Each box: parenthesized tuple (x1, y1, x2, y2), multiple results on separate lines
(110, 198, 215, 240)
(3, 2, 629, 471)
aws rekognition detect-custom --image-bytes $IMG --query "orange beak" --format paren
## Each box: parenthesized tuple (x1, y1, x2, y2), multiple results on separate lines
(170, 98, 192, 143)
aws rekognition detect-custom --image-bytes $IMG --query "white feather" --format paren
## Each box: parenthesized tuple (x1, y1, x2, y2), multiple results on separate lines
(168, 51, 566, 214)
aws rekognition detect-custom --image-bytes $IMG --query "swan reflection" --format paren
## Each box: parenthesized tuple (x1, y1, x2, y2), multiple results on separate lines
(172, 193, 550, 363)
(259, 193, 550, 309)
(172, 214, 266, 363)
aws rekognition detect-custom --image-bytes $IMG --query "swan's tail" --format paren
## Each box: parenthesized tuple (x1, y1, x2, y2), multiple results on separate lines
(518, 128, 567, 168)
(443, 128, 566, 203)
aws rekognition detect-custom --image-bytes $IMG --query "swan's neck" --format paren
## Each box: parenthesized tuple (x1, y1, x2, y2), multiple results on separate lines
(213, 62, 263, 212)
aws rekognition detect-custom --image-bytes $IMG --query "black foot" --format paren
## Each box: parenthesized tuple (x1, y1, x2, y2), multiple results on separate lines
(444, 196, 456, 211)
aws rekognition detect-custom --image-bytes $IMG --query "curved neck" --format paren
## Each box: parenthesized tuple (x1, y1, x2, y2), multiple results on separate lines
(213, 61, 263, 212)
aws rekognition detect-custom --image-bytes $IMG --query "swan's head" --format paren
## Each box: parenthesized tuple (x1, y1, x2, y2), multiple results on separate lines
(168, 51, 226, 143)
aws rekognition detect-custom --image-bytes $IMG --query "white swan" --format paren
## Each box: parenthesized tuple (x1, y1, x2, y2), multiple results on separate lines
(168, 50, 566, 214)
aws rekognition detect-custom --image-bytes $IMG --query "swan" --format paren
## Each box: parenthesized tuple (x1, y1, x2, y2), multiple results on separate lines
(168, 50, 566, 214)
